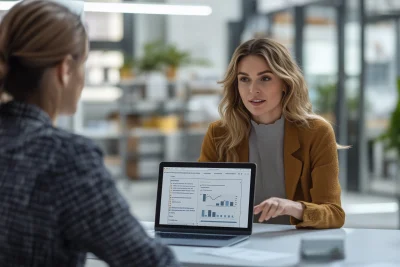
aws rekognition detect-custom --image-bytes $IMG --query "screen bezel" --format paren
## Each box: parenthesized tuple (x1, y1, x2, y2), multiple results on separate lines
(154, 162, 256, 235)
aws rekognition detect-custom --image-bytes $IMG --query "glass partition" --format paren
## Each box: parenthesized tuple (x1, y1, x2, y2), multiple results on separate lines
(270, 11, 295, 53)
(365, 21, 399, 196)
(303, 6, 338, 122)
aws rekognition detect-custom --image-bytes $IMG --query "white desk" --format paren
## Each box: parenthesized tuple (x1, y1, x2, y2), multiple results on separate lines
(87, 222, 400, 267)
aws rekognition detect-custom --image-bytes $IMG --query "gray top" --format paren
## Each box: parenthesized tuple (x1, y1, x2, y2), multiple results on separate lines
(249, 116, 290, 225)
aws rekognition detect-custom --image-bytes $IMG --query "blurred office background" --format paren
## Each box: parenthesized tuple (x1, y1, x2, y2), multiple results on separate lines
(2, 0, 399, 229)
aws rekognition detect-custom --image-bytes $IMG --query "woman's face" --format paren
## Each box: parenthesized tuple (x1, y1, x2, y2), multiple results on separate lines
(237, 55, 285, 124)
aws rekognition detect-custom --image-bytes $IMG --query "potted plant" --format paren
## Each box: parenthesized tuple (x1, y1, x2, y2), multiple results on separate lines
(160, 43, 210, 81)
(161, 44, 190, 80)
(135, 41, 168, 100)
(314, 83, 336, 123)
(136, 41, 164, 74)
(119, 54, 135, 81)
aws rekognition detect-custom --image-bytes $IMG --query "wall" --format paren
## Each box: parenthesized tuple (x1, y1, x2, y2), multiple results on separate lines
(165, 0, 241, 78)
(134, 0, 167, 57)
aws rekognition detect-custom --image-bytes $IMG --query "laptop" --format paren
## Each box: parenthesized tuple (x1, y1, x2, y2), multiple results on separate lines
(154, 162, 256, 247)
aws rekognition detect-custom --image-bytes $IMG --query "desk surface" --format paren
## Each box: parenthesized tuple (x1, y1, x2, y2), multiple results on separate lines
(139, 222, 400, 267)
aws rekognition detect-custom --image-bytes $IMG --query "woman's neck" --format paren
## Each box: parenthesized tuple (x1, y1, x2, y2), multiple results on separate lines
(26, 94, 58, 123)
(252, 109, 282, 125)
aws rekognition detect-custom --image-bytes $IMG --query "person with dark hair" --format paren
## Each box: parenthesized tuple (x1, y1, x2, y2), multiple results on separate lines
(0, 1, 180, 266)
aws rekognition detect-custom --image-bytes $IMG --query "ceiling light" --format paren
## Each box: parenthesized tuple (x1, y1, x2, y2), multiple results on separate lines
(84, 2, 212, 16)
(0, 1, 212, 16)
(0, 2, 14, 10)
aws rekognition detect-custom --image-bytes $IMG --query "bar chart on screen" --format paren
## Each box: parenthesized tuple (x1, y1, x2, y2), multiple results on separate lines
(198, 179, 242, 227)
(200, 208, 236, 220)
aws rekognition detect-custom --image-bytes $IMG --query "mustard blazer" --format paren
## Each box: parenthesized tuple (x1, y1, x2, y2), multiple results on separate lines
(198, 118, 345, 229)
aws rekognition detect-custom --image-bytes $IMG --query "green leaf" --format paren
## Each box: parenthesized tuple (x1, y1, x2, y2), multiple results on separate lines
(314, 83, 336, 114)
(379, 77, 400, 156)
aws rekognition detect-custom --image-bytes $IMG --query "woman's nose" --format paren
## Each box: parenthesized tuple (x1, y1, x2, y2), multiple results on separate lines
(249, 83, 259, 94)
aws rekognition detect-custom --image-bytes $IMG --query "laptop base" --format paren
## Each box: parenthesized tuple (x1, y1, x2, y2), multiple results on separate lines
(156, 233, 249, 247)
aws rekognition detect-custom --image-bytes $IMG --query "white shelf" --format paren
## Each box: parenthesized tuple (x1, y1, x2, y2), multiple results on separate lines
(77, 129, 120, 139)
(80, 86, 122, 102)
(76, 127, 209, 139)
(119, 79, 185, 87)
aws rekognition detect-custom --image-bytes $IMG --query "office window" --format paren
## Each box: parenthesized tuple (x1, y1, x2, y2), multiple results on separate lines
(85, 12, 123, 42)
(271, 11, 295, 53)
(366, 0, 400, 15)
(365, 62, 391, 87)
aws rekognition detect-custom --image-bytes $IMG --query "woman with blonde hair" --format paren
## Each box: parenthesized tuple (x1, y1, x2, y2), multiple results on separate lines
(199, 38, 345, 229)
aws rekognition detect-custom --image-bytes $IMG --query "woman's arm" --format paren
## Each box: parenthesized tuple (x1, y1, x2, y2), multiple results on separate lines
(292, 122, 345, 229)
(56, 140, 181, 267)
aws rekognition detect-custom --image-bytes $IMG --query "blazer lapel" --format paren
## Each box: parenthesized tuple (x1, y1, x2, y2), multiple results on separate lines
(284, 120, 302, 200)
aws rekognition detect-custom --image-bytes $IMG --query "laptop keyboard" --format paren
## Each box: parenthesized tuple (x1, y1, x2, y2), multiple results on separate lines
(157, 232, 235, 240)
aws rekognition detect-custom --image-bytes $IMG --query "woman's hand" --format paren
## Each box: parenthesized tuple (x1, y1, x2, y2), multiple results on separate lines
(253, 197, 305, 222)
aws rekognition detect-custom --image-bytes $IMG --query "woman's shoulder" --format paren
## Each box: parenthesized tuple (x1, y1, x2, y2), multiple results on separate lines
(308, 116, 334, 132)
(52, 127, 99, 151)
(294, 116, 335, 140)
(297, 116, 336, 145)
(206, 120, 228, 137)
(51, 127, 104, 167)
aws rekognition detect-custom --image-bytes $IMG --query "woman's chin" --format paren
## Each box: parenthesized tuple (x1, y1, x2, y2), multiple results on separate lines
(249, 110, 268, 118)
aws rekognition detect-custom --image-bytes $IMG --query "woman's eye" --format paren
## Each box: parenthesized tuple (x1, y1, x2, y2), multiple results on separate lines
(239, 77, 249, 82)
(261, 76, 271, 81)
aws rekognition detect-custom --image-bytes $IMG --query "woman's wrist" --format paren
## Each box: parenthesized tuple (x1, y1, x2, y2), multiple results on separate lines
(287, 201, 305, 221)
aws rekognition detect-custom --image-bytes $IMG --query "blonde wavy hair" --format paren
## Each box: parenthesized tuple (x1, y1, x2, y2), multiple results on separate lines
(217, 38, 343, 161)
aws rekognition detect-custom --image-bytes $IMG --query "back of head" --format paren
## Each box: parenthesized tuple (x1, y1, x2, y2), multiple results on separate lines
(0, 0, 87, 101)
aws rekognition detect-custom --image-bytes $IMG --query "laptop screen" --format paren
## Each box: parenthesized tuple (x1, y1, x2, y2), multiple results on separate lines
(158, 166, 252, 228)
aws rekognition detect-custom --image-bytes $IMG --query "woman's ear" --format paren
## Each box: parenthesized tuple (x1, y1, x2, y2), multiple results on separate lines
(283, 86, 289, 96)
(57, 55, 74, 88)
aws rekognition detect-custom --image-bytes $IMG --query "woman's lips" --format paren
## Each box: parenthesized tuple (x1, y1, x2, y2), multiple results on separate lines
(249, 100, 266, 106)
